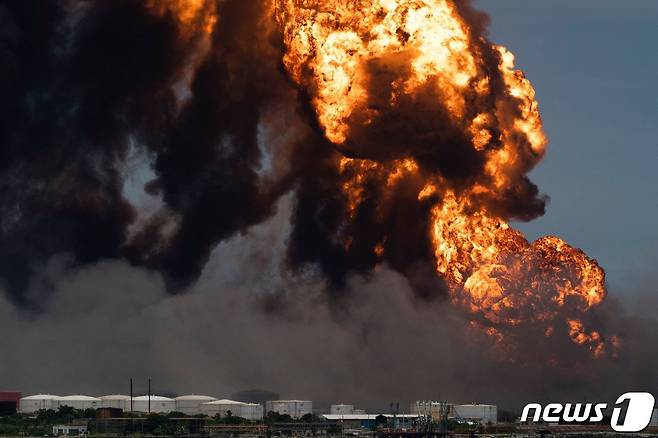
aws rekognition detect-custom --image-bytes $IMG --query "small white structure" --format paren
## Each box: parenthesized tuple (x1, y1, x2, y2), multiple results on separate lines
(175, 395, 217, 415)
(131, 395, 175, 414)
(202, 399, 263, 420)
(330, 404, 354, 415)
(19, 394, 60, 413)
(454, 404, 497, 425)
(54, 395, 101, 411)
(265, 400, 313, 419)
(52, 424, 88, 436)
(100, 395, 131, 410)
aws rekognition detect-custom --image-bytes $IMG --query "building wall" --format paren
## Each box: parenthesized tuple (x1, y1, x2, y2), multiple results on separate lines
(0, 392, 20, 416)
(53, 425, 88, 436)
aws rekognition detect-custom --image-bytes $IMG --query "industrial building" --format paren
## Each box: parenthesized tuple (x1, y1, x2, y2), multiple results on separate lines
(0, 391, 20, 416)
(52, 424, 88, 436)
(201, 399, 264, 420)
(54, 395, 101, 410)
(174, 395, 217, 415)
(410, 401, 455, 421)
(330, 404, 354, 415)
(453, 404, 497, 425)
(265, 400, 313, 419)
(19, 394, 60, 413)
(131, 395, 176, 413)
(322, 414, 420, 430)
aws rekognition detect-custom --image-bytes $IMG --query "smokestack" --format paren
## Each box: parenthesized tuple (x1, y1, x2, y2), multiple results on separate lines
(130, 378, 133, 413)
(148, 378, 151, 414)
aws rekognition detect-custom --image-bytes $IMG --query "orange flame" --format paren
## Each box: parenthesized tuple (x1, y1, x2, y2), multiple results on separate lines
(276, 0, 616, 358)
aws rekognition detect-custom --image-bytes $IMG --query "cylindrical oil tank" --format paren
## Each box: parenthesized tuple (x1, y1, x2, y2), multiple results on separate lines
(54, 395, 101, 410)
(19, 395, 60, 413)
(239, 403, 264, 420)
(174, 395, 217, 415)
(100, 395, 131, 410)
(131, 395, 175, 413)
(201, 399, 246, 418)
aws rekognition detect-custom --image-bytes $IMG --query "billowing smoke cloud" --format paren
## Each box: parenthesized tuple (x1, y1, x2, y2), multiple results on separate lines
(0, 0, 315, 300)
(0, 199, 656, 411)
(0, 0, 656, 408)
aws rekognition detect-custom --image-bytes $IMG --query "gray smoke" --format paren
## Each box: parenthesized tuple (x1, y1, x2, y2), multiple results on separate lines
(1, 195, 656, 413)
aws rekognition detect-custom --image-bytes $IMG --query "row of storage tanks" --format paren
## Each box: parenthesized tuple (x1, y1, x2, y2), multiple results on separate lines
(18, 395, 264, 419)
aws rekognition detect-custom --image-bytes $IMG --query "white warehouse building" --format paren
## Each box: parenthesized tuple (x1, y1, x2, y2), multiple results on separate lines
(201, 399, 263, 420)
(131, 395, 176, 413)
(454, 404, 497, 425)
(265, 400, 313, 419)
(100, 395, 131, 410)
(330, 404, 354, 415)
(19, 394, 60, 413)
(175, 395, 217, 415)
(54, 395, 101, 410)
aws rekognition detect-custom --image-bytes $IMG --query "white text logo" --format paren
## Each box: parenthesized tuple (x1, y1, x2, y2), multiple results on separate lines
(520, 392, 655, 433)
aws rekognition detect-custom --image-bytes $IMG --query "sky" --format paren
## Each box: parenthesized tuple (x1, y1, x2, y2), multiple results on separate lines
(476, 0, 658, 290)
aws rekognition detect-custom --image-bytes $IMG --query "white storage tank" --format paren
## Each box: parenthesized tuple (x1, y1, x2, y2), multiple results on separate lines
(100, 395, 131, 410)
(454, 404, 497, 425)
(265, 400, 313, 419)
(201, 399, 247, 418)
(131, 395, 175, 413)
(54, 395, 101, 410)
(330, 404, 354, 415)
(239, 403, 264, 420)
(174, 395, 217, 415)
(19, 394, 60, 413)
